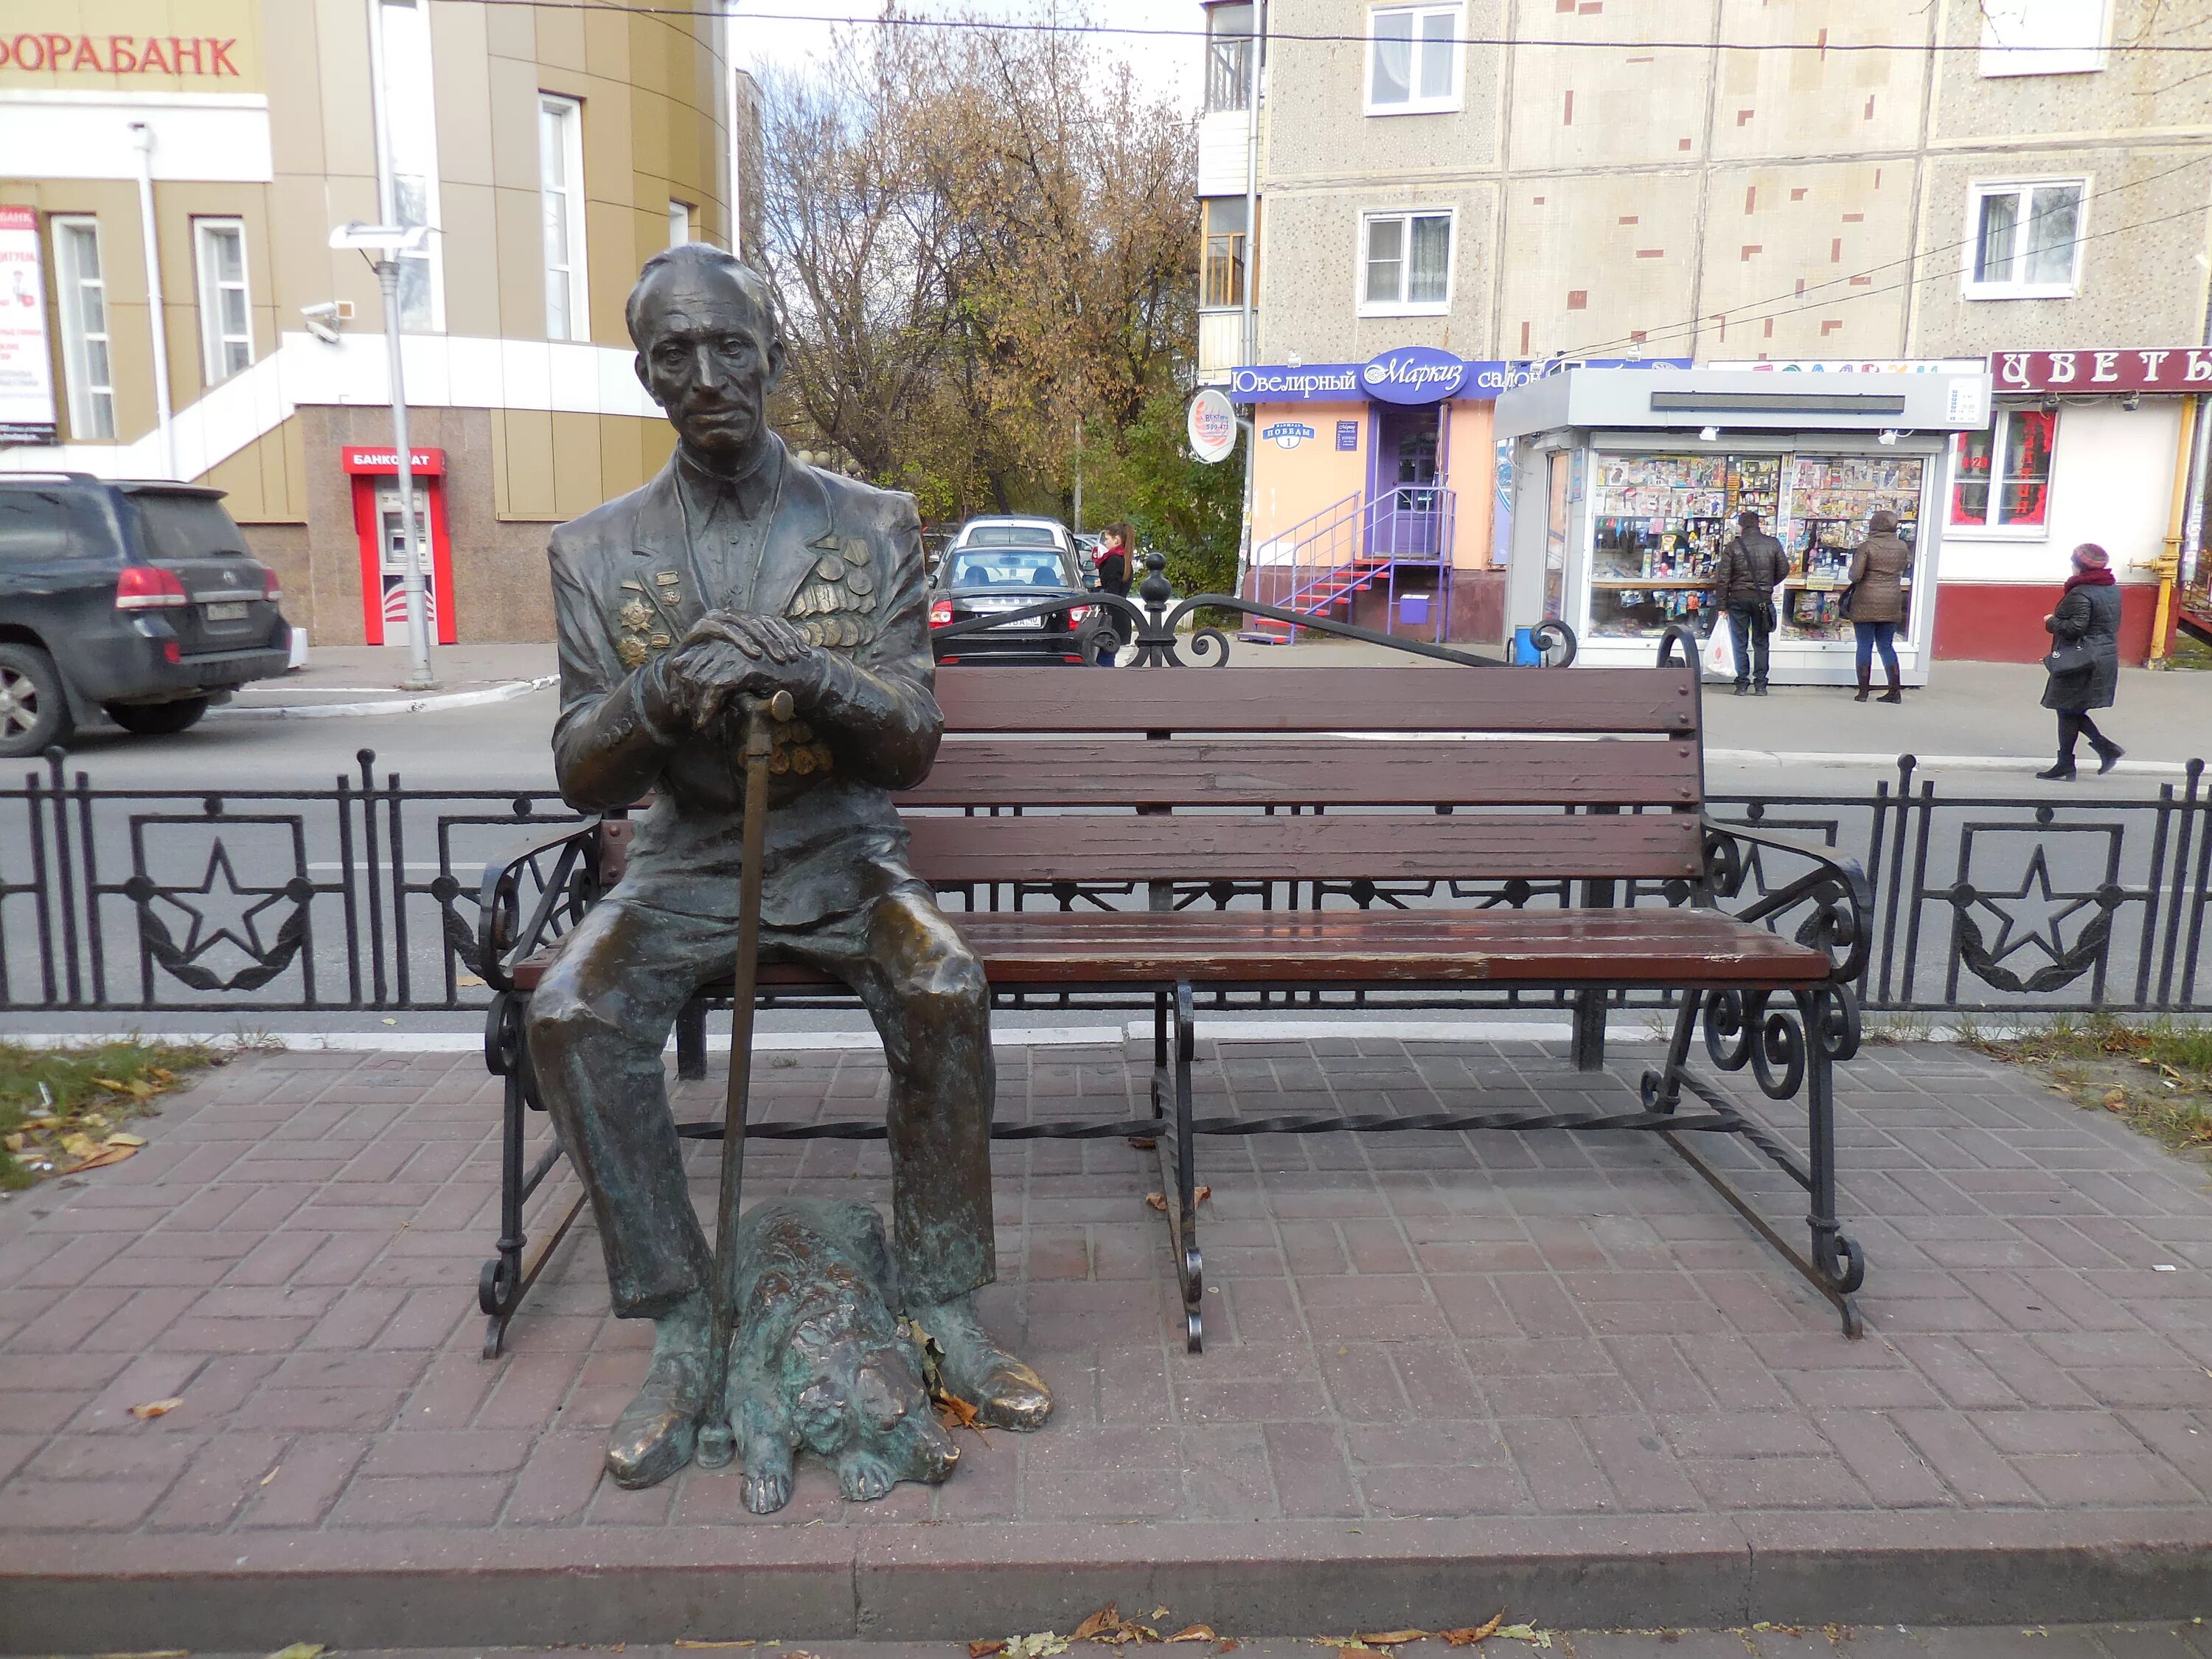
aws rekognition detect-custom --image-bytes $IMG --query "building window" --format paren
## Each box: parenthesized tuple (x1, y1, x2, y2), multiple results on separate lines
(378, 0, 443, 331)
(1360, 209, 1452, 314)
(1367, 3, 1462, 116)
(1966, 180, 2085, 299)
(52, 215, 115, 440)
(1980, 0, 2112, 76)
(668, 199, 695, 248)
(1202, 198, 1251, 309)
(1206, 4, 1254, 114)
(1950, 407, 2056, 531)
(193, 218, 253, 384)
(540, 94, 588, 341)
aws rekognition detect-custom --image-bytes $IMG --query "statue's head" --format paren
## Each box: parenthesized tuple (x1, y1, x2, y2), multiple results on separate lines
(628, 243, 785, 466)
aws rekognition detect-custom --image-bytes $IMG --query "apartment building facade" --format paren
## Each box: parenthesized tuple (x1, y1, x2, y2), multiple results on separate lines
(1, 0, 737, 647)
(1200, 0, 2212, 663)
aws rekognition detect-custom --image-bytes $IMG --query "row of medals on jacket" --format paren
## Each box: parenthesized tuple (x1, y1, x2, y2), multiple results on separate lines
(615, 538, 878, 778)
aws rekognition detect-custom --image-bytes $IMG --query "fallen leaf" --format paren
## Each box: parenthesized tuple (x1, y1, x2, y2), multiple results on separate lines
(1007, 1637, 1071, 1659)
(105, 1133, 148, 1148)
(1492, 1630, 1550, 1650)
(130, 1397, 184, 1419)
(1441, 1614, 1506, 1646)
(3, 1133, 23, 1152)
(91, 1650, 189, 1658)
(1145, 1187, 1212, 1212)
(265, 1645, 326, 1659)
(1356, 1635, 1428, 1648)
(675, 1643, 757, 1650)
(1217, 1646, 1239, 1656)
(1167, 1630, 1217, 1645)
(66, 1144, 139, 1172)
(60, 1133, 100, 1157)
(260, 1466, 281, 1485)
(1128, 1136, 1158, 1150)
(1151, 1610, 1172, 1623)
(970, 1644, 1009, 1658)
(457, 973, 487, 988)
(1073, 1609, 1119, 1644)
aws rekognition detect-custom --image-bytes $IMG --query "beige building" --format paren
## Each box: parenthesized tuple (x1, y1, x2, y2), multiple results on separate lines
(1, 0, 742, 647)
(1203, 0, 2212, 660)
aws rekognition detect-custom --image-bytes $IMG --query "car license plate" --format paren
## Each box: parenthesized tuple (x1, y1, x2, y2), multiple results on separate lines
(204, 601, 249, 622)
(992, 614, 1043, 630)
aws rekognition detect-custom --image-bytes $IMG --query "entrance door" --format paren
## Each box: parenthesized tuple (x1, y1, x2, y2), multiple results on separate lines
(1369, 404, 1442, 557)
(375, 487, 437, 645)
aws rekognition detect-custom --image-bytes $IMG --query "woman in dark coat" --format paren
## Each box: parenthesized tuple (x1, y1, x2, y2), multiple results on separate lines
(1091, 521, 1135, 665)
(2037, 543, 2125, 780)
(1846, 509, 1911, 703)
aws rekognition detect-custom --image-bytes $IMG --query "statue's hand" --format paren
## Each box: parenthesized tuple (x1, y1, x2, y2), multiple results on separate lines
(665, 612, 826, 730)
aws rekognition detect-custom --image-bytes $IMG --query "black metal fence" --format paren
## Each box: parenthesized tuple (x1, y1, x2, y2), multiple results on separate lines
(4, 748, 2207, 1020)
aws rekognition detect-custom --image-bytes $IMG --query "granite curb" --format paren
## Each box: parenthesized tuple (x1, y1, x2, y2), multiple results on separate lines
(4, 1512, 2212, 1648)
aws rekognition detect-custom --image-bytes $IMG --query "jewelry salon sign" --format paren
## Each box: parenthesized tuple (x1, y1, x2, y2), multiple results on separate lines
(1229, 352, 1690, 405)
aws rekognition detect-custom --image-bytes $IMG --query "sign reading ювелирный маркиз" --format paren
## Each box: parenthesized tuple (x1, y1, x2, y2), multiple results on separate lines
(1227, 352, 1691, 405)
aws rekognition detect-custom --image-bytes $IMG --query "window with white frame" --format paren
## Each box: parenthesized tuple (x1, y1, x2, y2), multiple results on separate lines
(1950, 406, 2056, 532)
(1360, 209, 1452, 314)
(540, 94, 588, 341)
(1202, 197, 1250, 309)
(378, 0, 443, 331)
(1367, 3, 1462, 115)
(193, 218, 253, 384)
(1966, 180, 2085, 299)
(51, 216, 115, 440)
(1980, 0, 2112, 77)
(1206, 3, 1254, 114)
(668, 199, 695, 248)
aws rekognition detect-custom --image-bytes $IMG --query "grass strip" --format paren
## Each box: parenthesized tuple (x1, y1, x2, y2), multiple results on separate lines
(0, 1039, 224, 1189)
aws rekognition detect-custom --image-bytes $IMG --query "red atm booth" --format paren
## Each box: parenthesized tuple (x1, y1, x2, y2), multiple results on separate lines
(342, 445, 459, 646)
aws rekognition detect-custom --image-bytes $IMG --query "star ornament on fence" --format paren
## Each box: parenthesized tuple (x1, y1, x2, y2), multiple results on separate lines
(125, 839, 313, 992)
(1971, 845, 2091, 968)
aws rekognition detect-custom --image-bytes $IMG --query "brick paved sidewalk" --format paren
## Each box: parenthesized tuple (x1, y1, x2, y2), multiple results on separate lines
(3, 1035, 2211, 1649)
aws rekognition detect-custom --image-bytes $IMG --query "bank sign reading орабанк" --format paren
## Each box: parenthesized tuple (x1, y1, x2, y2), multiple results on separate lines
(1227, 352, 1691, 405)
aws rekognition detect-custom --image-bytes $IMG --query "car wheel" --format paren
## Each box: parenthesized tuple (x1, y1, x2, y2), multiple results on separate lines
(105, 697, 211, 737)
(0, 643, 74, 759)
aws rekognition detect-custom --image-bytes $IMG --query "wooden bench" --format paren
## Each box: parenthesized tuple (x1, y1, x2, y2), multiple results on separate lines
(475, 651, 1872, 1358)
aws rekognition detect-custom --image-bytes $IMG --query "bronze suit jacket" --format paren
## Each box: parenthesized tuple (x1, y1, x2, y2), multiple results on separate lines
(545, 438, 942, 928)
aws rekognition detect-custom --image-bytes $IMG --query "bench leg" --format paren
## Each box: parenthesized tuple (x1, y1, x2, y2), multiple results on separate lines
(1801, 991, 1867, 1332)
(675, 996, 709, 1082)
(1151, 979, 1203, 1353)
(477, 991, 589, 1359)
(1639, 988, 1700, 1110)
(1571, 990, 1609, 1072)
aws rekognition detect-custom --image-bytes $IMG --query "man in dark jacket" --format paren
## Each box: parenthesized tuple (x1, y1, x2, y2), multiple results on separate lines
(528, 245, 1049, 1492)
(1713, 510, 1789, 695)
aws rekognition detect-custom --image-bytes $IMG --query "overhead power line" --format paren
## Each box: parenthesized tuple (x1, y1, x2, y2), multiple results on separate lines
(1560, 152, 2212, 361)
(476, 0, 2212, 58)
(1561, 195, 2212, 362)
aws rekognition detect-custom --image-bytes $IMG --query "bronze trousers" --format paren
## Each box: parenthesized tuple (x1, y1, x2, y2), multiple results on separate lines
(527, 882, 996, 1318)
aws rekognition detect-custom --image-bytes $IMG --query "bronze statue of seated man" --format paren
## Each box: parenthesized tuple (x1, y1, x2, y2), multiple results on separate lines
(526, 243, 1049, 1490)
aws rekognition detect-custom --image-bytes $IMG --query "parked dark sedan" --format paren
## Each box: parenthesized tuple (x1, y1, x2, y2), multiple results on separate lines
(928, 543, 1107, 665)
(0, 474, 292, 756)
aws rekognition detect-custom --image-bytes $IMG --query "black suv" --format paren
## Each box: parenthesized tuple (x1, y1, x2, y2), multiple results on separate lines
(0, 474, 292, 757)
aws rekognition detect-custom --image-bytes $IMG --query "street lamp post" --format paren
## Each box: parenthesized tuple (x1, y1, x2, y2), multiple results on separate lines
(332, 222, 437, 691)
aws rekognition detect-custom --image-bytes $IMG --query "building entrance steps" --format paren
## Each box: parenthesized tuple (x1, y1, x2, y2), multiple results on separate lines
(3, 1037, 2211, 1648)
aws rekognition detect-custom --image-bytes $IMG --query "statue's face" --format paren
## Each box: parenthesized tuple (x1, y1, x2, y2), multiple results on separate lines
(632, 262, 784, 464)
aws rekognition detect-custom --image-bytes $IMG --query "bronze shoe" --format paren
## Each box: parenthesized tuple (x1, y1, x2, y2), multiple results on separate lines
(924, 1301, 1053, 1432)
(605, 1346, 709, 1489)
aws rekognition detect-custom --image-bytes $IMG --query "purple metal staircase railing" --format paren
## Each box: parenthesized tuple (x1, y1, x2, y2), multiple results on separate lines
(1240, 487, 1455, 644)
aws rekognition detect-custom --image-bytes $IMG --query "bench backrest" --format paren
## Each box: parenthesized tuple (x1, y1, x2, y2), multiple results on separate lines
(895, 664, 1706, 888)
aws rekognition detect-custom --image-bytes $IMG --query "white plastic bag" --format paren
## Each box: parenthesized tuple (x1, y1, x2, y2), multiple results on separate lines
(1701, 616, 1736, 681)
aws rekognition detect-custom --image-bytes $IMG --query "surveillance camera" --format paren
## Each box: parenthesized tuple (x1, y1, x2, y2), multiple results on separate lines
(301, 300, 352, 345)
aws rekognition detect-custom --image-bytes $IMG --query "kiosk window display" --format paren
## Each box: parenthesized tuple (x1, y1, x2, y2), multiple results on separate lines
(1494, 366, 1989, 687)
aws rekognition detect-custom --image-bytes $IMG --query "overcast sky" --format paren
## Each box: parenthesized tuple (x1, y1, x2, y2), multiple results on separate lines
(728, 0, 1203, 111)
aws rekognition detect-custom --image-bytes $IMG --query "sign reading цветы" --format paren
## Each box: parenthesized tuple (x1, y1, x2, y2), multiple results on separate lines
(0, 205, 57, 447)
(1990, 349, 2212, 394)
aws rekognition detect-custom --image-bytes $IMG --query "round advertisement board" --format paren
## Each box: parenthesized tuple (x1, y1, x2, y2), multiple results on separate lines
(1186, 387, 1239, 463)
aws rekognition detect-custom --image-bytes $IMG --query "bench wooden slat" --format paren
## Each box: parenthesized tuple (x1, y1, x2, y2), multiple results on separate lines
(905, 739, 1703, 807)
(510, 907, 1826, 992)
(901, 810, 1702, 884)
(935, 666, 1700, 736)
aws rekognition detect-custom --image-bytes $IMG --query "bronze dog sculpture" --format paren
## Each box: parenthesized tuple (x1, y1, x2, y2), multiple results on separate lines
(726, 1198, 961, 1513)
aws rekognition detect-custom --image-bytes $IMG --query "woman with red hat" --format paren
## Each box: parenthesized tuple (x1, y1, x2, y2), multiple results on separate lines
(2037, 543, 2124, 781)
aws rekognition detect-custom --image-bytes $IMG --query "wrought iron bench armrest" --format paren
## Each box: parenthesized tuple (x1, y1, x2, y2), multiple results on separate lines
(1698, 815, 1872, 986)
(476, 821, 604, 993)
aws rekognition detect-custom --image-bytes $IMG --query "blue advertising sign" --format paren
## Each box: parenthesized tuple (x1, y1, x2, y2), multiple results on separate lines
(1360, 345, 1468, 403)
(1230, 355, 1694, 405)
(1335, 420, 1360, 451)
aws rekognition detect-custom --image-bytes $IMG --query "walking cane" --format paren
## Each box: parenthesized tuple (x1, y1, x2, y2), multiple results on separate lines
(695, 685, 793, 1470)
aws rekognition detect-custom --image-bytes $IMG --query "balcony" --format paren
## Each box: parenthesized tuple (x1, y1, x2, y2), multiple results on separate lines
(1197, 310, 1244, 385)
